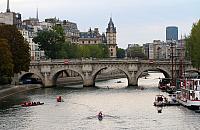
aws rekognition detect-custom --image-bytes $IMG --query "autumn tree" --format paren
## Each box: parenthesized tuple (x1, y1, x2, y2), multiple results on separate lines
(0, 38, 13, 84)
(0, 25, 30, 73)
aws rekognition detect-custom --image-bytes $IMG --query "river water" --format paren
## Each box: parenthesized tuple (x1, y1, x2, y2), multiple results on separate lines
(1, 72, 200, 130)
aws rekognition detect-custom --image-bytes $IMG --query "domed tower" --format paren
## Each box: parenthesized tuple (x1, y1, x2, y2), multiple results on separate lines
(106, 17, 117, 58)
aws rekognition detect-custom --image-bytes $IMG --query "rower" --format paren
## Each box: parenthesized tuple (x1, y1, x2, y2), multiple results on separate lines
(57, 96, 62, 102)
(98, 111, 103, 120)
(98, 111, 102, 116)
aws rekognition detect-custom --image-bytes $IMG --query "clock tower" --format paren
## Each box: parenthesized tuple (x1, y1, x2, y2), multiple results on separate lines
(106, 17, 117, 58)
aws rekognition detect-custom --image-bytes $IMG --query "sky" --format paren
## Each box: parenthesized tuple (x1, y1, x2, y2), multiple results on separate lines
(0, 0, 200, 48)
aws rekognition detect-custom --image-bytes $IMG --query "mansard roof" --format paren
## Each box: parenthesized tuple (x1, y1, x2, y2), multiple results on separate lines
(80, 28, 101, 39)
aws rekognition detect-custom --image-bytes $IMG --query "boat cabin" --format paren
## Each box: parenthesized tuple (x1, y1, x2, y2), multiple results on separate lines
(180, 79, 200, 101)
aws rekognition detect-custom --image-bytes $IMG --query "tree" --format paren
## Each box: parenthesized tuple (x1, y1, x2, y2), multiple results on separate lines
(117, 48, 125, 58)
(0, 25, 30, 73)
(76, 44, 109, 58)
(33, 25, 110, 59)
(185, 20, 200, 68)
(33, 25, 66, 59)
(0, 38, 13, 84)
(127, 45, 147, 59)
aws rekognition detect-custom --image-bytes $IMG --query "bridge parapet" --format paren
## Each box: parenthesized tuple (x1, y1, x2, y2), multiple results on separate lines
(16, 59, 196, 87)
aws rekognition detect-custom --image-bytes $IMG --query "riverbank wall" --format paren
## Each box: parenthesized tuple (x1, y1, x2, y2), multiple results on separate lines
(0, 84, 42, 100)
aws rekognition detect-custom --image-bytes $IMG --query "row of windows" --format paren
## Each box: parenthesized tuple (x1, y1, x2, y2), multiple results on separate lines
(81, 41, 98, 44)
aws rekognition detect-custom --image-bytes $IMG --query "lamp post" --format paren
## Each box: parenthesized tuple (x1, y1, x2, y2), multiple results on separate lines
(170, 40, 175, 86)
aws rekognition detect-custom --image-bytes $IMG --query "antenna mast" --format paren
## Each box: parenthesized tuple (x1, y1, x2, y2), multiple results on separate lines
(6, 0, 10, 12)
(179, 35, 184, 79)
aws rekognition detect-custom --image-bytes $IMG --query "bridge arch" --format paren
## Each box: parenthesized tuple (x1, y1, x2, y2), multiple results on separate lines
(19, 72, 44, 85)
(50, 68, 85, 86)
(185, 69, 200, 74)
(184, 69, 200, 78)
(135, 66, 171, 85)
(91, 66, 131, 87)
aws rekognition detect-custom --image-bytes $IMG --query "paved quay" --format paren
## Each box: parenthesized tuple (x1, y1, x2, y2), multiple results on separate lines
(0, 84, 42, 100)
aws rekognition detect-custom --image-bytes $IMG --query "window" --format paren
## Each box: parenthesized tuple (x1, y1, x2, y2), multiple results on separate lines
(82, 41, 84, 44)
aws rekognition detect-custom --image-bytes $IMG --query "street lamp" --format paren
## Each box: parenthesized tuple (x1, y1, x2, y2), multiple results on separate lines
(170, 40, 176, 86)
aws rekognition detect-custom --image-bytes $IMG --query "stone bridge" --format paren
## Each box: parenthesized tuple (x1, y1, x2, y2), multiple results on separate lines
(17, 59, 199, 87)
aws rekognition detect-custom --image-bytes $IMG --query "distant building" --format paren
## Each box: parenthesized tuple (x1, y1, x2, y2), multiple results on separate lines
(79, 28, 102, 45)
(166, 26, 178, 41)
(20, 24, 44, 60)
(0, 0, 22, 28)
(143, 40, 171, 60)
(43, 18, 80, 43)
(148, 43, 154, 59)
(21, 11, 44, 60)
(23, 18, 39, 26)
(62, 20, 79, 43)
(106, 18, 117, 58)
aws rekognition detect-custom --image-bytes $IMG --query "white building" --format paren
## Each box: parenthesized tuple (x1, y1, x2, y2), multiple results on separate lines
(0, 0, 22, 28)
(20, 24, 44, 60)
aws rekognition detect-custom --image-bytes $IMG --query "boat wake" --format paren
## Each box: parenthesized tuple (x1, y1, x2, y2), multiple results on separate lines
(86, 114, 120, 120)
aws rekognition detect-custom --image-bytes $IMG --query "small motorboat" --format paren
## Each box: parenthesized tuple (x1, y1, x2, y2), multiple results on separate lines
(157, 107, 162, 113)
(153, 95, 168, 106)
(140, 87, 144, 90)
(21, 102, 44, 107)
(116, 81, 122, 83)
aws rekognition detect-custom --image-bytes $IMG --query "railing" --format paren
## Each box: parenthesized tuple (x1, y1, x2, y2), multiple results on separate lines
(30, 59, 192, 66)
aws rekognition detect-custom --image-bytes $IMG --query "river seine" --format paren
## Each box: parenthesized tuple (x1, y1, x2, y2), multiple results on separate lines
(1, 72, 200, 130)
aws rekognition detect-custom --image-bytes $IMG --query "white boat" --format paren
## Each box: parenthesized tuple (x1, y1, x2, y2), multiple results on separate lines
(176, 79, 200, 110)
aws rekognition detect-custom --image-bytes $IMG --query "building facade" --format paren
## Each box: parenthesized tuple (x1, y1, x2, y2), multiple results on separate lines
(106, 18, 117, 58)
(62, 20, 79, 43)
(20, 21, 45, 60)
(166, 26, 178, 41)
(0, 0, 22, 29)
(79, 28, 102, 45)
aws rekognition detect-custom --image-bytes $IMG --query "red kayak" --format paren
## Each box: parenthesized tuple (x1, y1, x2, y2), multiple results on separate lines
(21, 102, 44, 107)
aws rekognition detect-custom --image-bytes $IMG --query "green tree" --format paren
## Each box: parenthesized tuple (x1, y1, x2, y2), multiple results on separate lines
(33, 25, 110, 59)
(185, 20, 200, 68)
(0, 39, 14, 84)
(33, 25, 67, 59)
(117, 48, 125, 58)
(127, 45, 147, 59)
(0, 25, 30, 73)
(57, 41, 78, 59)
(76, 44, 109, 58)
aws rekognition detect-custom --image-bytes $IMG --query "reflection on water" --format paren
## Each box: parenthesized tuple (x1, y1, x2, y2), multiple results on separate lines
(1, 72, 200, 130)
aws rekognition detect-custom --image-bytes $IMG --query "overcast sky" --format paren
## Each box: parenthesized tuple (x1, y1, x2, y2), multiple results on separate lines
(0, 0, 199, 48)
